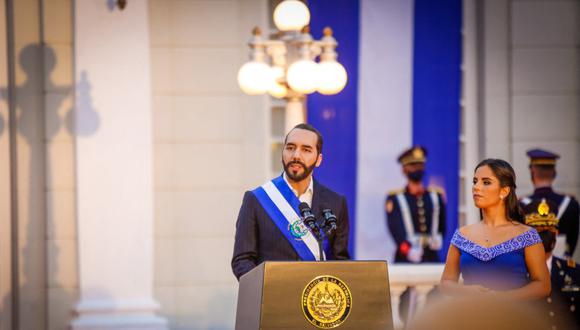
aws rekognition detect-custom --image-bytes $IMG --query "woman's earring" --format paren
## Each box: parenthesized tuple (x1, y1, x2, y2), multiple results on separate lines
(500, 195, 504, 200)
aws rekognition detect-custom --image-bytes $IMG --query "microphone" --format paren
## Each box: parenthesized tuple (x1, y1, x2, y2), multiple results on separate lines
(321, 206, 337, 235)
(299, 202, 324, 261)
(299, 202, 319, 236)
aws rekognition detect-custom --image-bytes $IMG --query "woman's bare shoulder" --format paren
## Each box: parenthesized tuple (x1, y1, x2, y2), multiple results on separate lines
(509, 221, 533, 235)
(458, 223, 480, 236)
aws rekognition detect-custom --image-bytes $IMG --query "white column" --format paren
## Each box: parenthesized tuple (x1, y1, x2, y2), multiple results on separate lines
(482, 0, 511, 160)
(462, 0, 481, 226)
(71, 1, 166, 329)
(389, 285, 407, 329)
(285, 97, 305, 133)
(356, 0, 414, 260)
(414, 284, 435, 312)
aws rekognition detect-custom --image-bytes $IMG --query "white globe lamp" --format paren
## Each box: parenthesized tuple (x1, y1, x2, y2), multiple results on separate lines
(237, 61, 272, 95)
(273, 0, 310, 32)
(287, 60, 318, 94)
(317, 61, 347, 95)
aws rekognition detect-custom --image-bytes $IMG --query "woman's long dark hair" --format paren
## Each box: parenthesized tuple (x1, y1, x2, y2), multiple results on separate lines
(475, 159, 525, 223)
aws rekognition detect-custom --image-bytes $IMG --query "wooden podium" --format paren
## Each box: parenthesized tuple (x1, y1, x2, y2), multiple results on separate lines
(235, 261, 393, 329)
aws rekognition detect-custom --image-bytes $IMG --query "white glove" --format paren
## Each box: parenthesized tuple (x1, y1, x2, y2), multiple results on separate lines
(407, 245, 424, 263)
(429, 235, 443, 250)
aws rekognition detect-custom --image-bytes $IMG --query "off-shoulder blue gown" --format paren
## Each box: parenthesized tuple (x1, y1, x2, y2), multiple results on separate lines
(451, 228, 542, 290)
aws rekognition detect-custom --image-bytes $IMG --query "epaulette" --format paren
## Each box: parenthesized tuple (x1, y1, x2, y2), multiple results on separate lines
(567, 258, 576, 269)
(388, 189, 404, 196)
(385, 198, 395, 213)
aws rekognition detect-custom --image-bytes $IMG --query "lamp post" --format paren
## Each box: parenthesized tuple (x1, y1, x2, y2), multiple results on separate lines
(237, 0, 347, 133)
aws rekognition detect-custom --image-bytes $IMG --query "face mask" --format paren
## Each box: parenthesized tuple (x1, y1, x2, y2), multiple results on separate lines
(407, 170, 425, 182)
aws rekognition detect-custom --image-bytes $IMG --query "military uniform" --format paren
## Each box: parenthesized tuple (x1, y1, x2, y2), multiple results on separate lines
(520, 149, 580, 256)
(385, 146, 446, 263)
(522, 187, 579, 256)
(524, 198, 580, 329)
(386, 187, 446, 262)
(546, 256, 580, 329)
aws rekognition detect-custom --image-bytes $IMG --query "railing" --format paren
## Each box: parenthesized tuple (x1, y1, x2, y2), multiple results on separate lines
(388, 263, 445, 329)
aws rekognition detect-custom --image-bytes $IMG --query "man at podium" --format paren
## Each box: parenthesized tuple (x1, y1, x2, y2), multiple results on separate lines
(231, 123, 350, 279)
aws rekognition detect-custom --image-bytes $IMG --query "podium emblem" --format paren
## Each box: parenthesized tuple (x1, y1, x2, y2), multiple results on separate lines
(302, 275, 352, 328)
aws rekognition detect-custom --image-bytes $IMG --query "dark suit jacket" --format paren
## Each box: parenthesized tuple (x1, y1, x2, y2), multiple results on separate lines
(231, 179, 350, 280)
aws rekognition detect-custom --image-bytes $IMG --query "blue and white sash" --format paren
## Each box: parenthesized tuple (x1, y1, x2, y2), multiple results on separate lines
(521, 197, 532, 206)
(557, 196, 571, 220)
(252, 176, 323, 261)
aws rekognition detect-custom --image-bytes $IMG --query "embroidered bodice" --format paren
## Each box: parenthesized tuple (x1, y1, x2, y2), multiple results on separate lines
(451, 228, 542, 290)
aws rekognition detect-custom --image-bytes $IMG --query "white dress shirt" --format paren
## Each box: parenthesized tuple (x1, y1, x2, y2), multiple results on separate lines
(283, 173, 314, 207)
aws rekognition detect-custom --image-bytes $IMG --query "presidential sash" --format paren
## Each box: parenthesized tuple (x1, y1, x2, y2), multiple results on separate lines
(252, 176, 323, 261)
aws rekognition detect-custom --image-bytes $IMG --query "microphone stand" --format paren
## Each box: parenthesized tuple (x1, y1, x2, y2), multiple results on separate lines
(299, 202, 326, 261)
(316, 231, 325, 261)
(318, 208, 337, 262)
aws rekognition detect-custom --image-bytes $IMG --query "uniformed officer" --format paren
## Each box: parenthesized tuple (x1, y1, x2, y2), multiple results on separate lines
(386, 146, 446, 263)
(520, 149, 580, 257)
(524, 198, 579, 328)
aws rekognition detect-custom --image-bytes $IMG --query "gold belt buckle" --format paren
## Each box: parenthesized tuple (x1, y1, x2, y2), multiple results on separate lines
(419, 235, 429, 247)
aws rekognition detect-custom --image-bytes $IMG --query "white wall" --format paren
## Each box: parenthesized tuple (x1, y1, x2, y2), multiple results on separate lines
(509, 0, 580, 200)
(0, 0, 12, 328)
(10, 1, 51, 328)
(481, 0, 580, 200)
(43, 0, 78, 328)
(479, 0, 580, 258)
(0, 1, 78, 329)
(149, 1, 270, 328)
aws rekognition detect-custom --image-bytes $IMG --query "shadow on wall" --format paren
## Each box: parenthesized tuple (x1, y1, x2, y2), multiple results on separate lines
(71, 71, 100, 136)
(107, 0, 121, 11)
(1, 43, 101, 329)
(11, 45, 100, 137)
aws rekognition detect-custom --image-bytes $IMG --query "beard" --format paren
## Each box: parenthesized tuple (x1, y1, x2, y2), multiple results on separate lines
(283, 159, 316, 182)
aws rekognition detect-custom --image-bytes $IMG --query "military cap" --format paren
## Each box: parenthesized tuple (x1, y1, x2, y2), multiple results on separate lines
(398, 146, 427, 166)
(526, 148, 560, 166)
(524, 198, 559, 233)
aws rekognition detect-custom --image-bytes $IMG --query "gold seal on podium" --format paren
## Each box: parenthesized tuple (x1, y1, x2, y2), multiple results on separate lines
(302, 275, 352, 328)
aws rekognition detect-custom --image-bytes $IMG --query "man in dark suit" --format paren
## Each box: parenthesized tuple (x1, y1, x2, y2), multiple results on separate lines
(520, 148, 579, 257)
(386, 146, 446, 263)
(231, 123, 350, 280)
(524, 198, 579, 329)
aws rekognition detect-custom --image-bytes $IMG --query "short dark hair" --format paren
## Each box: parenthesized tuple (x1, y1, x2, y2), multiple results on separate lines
(284, 123, 323, 154)
(531, 164, 556, 180)
(539, 230, 557, 253)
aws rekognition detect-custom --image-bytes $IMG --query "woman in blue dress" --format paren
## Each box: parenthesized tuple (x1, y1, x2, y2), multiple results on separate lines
(441, 159, 550, 299)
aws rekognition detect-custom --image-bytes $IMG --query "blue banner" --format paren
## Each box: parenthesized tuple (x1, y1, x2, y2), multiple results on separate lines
(308, 0, 360, 256)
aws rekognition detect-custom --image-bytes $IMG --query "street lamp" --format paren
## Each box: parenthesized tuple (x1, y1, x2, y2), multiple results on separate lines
(237, 0, 347, 133)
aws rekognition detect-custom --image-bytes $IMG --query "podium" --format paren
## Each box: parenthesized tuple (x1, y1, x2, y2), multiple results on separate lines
(235, 261, 393, 329)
